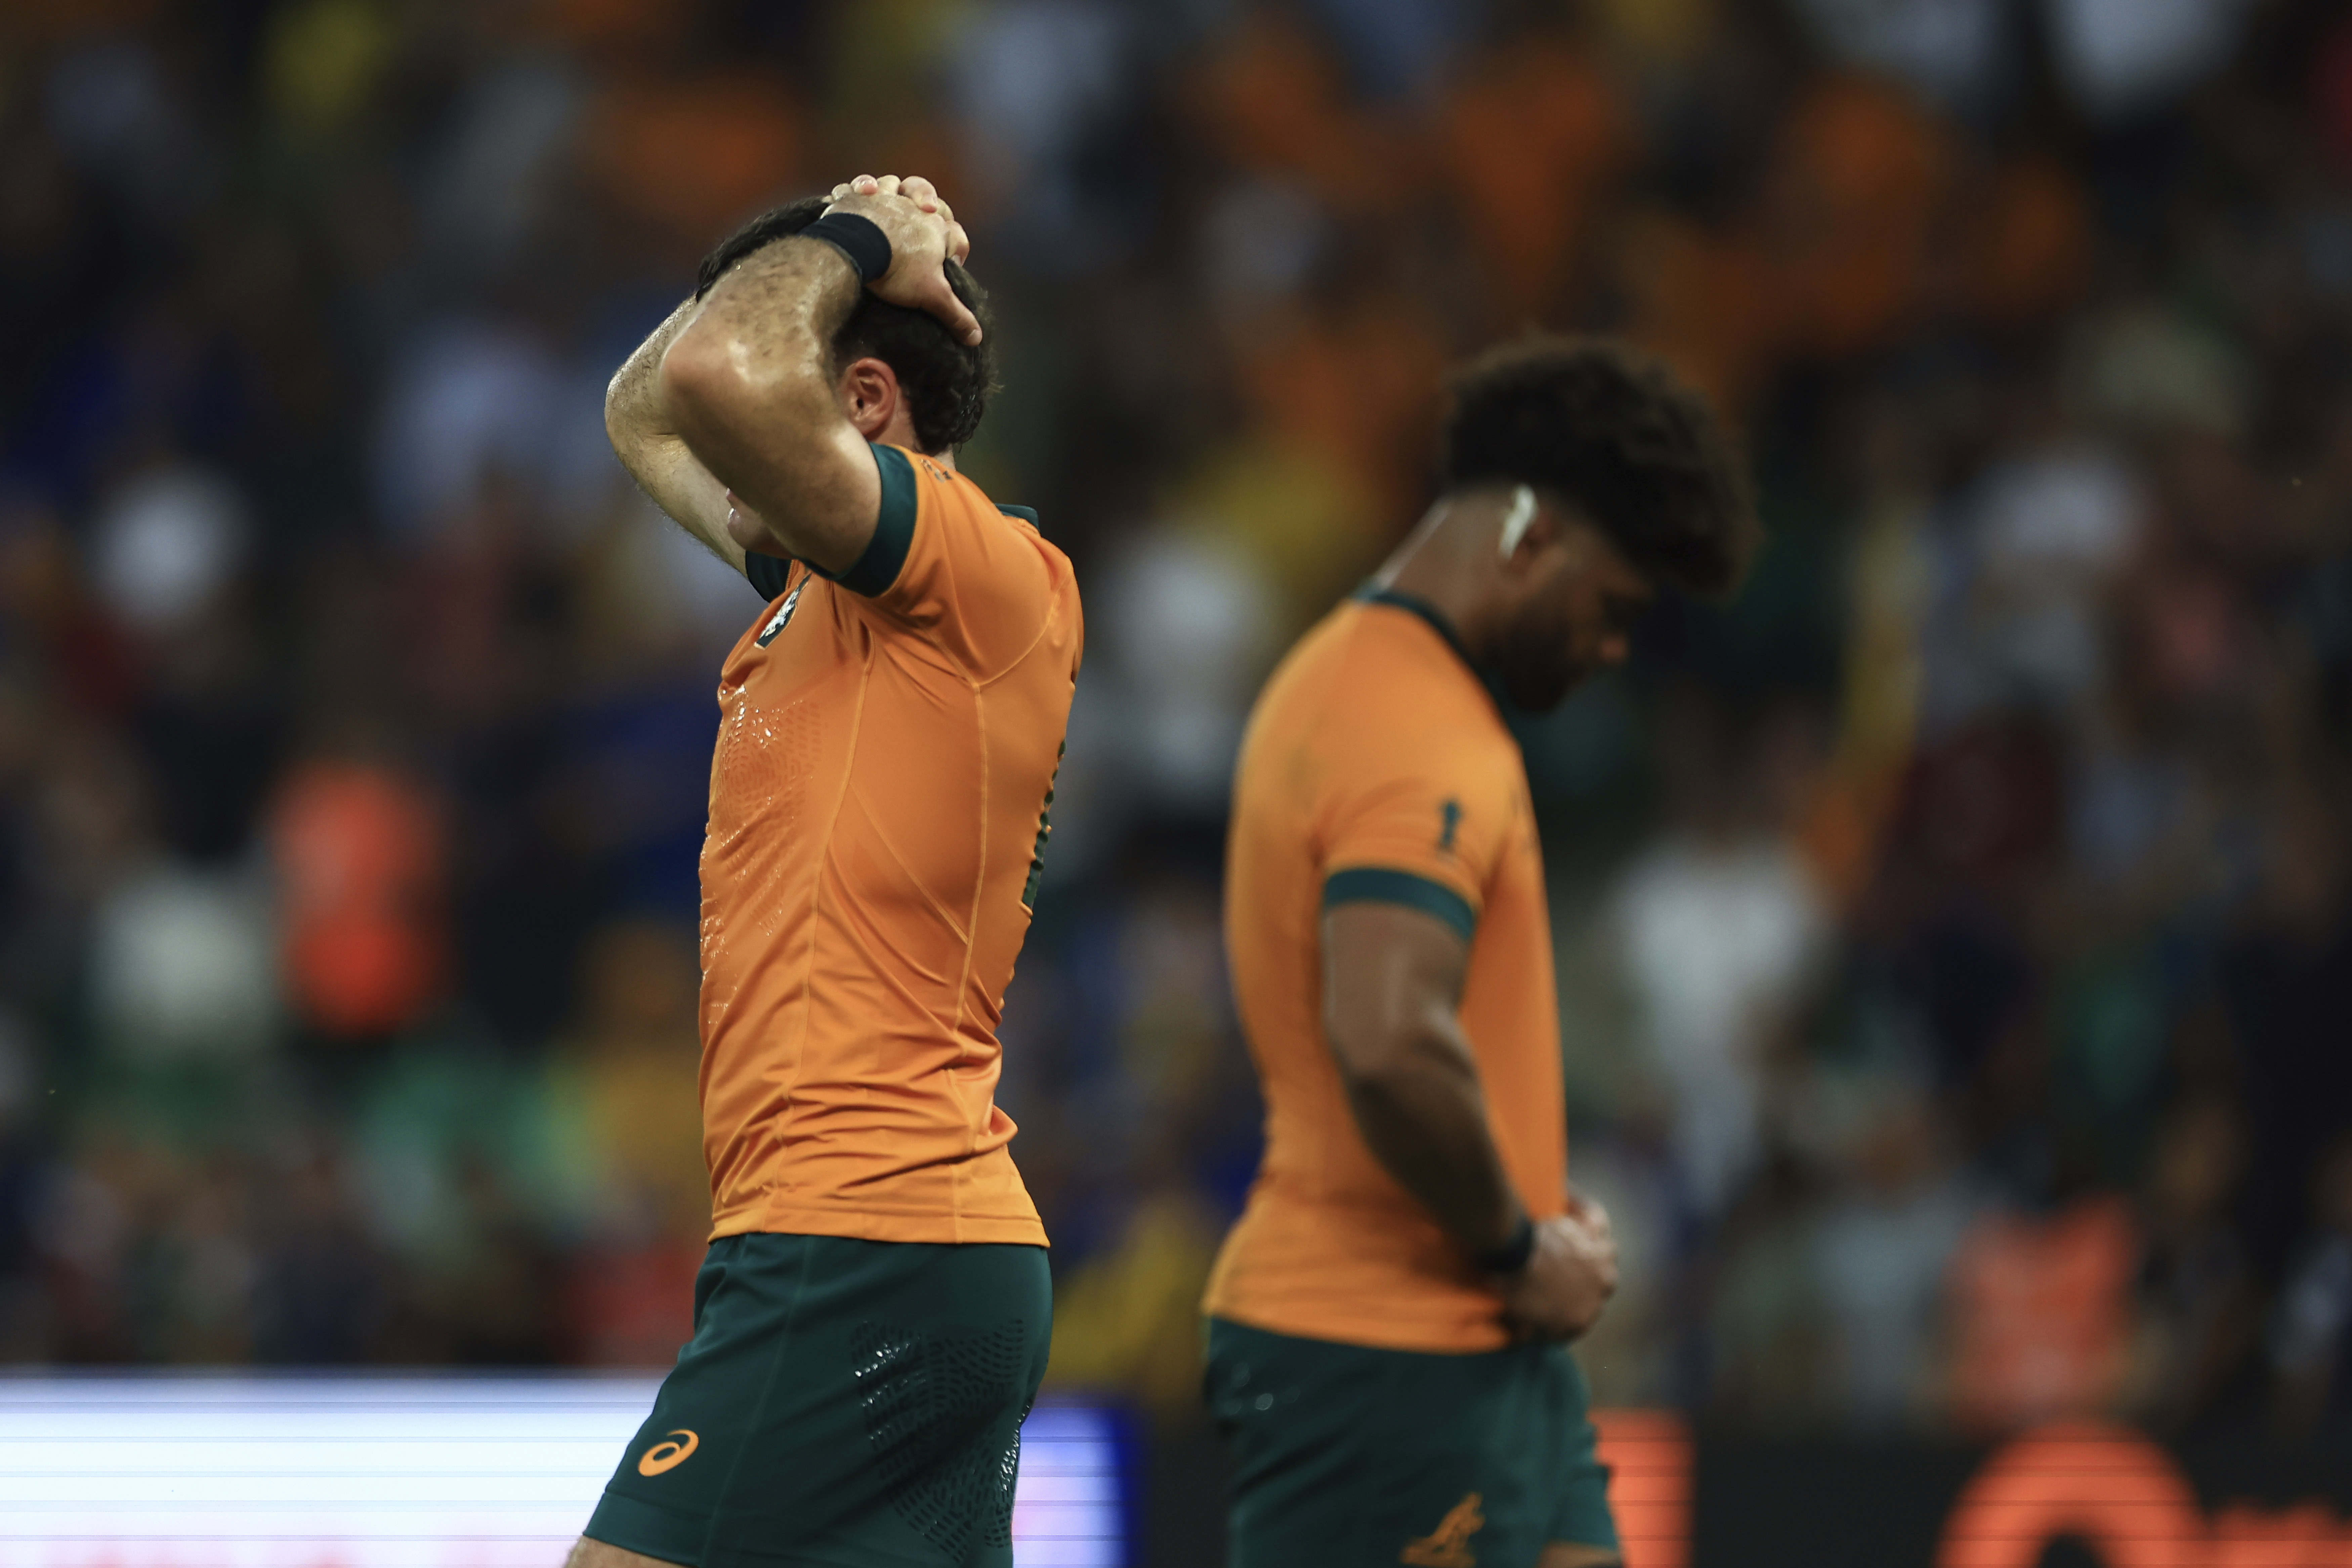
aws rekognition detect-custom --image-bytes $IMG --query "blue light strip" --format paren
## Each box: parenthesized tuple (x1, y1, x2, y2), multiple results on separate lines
(0, 1376, 1129, 1566)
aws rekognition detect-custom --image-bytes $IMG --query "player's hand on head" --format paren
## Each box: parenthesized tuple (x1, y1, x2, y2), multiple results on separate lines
(822, 184, 982, 346)
(1499, 1209, 1618, 1344)
(826, 175, 971, 265)
(896, 175, 969, 262)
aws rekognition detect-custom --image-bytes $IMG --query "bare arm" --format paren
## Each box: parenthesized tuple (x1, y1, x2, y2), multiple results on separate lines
(658, 239, 876, 576)
(1324, 901, 1524, 1255)
(657, 189, 973, 577)
(1322, 901, 1617, 1340)
(604, 295, 745, 574)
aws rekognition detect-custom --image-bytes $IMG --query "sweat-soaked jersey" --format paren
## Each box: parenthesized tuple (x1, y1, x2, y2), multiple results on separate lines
(700, 442, 1079, 1246)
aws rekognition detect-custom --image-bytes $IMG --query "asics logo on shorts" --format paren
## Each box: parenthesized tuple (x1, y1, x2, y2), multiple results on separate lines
(637, 1429, 700, 1476)
(1400, 1491, 1485, 1567)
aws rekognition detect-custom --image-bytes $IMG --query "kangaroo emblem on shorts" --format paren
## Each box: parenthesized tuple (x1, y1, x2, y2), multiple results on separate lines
(1400, 1491, 1484, 1567)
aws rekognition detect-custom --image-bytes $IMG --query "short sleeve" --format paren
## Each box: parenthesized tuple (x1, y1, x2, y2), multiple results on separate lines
(813, 443, 1057, 678)
(1321, 758, 1516, 943)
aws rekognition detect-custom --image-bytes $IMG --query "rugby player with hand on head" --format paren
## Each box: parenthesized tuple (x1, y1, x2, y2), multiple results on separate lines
(1203, 338, 1758, 1568)
(574, 173, 1080, 1568)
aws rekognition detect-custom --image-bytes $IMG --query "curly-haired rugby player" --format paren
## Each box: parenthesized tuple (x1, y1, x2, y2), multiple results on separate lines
(1203, 337, 1758, 1568)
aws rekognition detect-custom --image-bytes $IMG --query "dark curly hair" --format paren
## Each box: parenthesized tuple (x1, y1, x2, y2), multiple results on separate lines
(694, 196, 997, 454)
(1438, 336, 1758, 598)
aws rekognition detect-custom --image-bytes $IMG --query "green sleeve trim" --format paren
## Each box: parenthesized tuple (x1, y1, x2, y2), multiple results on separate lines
(812, 443, 918, 597)
(1322, 867, 1476, 941)
(743, 551, 792, 600)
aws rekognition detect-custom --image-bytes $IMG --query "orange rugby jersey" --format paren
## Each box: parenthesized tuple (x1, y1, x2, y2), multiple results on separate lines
(701, 442, 1079, 1246)
(1202, 588, 1567, 1352)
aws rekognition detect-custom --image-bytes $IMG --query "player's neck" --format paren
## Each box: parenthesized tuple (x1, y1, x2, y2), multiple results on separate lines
(1373, 499, 1504, 664)
(875, 407, 954, 470)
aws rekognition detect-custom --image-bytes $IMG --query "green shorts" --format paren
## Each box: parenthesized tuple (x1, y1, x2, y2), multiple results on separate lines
(1205, 1316, 1620, 1568)
(587, 1233, 1052, 1567)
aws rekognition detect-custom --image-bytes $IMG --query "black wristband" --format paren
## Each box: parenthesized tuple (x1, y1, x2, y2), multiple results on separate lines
(1472, 1213, 1537, 1275)
(801, 213, 892, 286)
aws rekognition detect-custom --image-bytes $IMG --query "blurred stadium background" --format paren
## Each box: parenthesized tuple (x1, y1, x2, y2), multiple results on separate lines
(0, 0, 2349, 1561)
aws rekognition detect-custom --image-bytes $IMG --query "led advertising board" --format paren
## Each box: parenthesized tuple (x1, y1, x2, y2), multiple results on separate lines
(0, 1378, 1125, 1567)
(4, 1384, 2346, 1566)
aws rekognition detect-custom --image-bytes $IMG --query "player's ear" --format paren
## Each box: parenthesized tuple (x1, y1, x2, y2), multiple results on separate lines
(839, 356, 899, 440)
(1497, 492, 1562, 577)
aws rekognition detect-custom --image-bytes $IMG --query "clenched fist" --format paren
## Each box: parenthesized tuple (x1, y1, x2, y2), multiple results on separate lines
(1498, 1192, 1617, 1343)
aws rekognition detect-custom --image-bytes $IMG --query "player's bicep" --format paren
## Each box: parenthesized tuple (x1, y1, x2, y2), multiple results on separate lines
(802, 441, 916, 597)
(658, 300, 884, 579)
(740, 420, 885, 581)
(1320, 890, 1472, 1084)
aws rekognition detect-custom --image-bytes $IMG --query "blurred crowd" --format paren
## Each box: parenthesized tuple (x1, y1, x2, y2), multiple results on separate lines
(0, 0, 2348, 1444)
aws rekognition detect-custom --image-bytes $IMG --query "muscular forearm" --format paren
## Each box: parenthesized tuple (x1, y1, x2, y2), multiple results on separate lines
(1338, 1027, 1525, 1260)
(604, 297, 741, 567)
